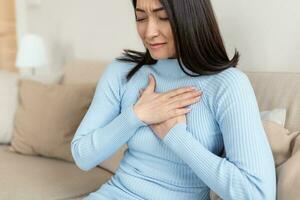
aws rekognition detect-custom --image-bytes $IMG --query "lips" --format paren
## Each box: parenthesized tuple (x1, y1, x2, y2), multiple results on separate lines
(150, 42, 166, 46)
(149, 42, 166, 49)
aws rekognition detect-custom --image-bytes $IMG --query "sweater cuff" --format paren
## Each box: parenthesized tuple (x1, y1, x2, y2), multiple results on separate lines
(122, 104, 147, 129)
(163, 123, 189, 147)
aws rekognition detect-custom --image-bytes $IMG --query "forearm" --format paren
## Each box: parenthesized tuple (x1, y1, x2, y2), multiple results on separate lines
(163, 123, 276, 200)
(71, 104, 146, 171)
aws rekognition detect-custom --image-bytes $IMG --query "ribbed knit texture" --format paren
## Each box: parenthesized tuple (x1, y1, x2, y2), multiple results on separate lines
(71, 58, 276, 200)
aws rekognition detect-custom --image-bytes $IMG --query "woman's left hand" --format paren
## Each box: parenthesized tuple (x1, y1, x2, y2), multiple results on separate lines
(149, 114, 186, 140)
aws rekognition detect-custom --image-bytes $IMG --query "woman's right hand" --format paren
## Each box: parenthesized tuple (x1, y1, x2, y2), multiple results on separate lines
(133, 74, 202, 125)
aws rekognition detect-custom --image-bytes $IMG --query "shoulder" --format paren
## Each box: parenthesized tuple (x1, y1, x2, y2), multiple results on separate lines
(98, 59, 137, 85)
(205, 67, 252, 95)
(94, 59, 138, 99)
(202, 67, 255, 110)
(210, 67, 260, 123)
(213, 67, 249, 87)
(213, 67, 256, 108)
(102, 59, 136, 78)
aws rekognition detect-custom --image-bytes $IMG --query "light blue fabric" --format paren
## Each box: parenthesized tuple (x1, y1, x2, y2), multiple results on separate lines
(71, 58, 276, 200)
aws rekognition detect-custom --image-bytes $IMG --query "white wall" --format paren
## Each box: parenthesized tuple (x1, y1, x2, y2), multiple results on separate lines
(24, 0, 143, 70)
(211, 0, 300, 72)
(16, 0, 300, 73)
(15, 0, 27, 48)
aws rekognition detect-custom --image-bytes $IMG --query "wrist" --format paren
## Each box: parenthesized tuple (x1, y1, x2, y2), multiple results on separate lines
(133, 104, 147, 125)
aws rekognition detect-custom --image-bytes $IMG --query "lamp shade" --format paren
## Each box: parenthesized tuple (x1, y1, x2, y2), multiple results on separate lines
(15, 34, 48, 68)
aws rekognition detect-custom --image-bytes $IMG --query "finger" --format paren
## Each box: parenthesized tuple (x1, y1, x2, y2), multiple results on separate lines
(171, 108, 192, 117)
(165, 87, 198, 99)
(169, 95, 202, 109)
(144, 74, 156, 94)
(168, 90, 202, 104)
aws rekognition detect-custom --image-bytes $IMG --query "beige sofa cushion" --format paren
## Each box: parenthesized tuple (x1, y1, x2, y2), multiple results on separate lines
(245, 71, 300, 132)
(276, 149, 300, 200)
(9, 79, 96, 162)
(263, 120, 300, 167)
(0, 145, 112, 200)
(61, 60, 108, 84)
(275, 126, 300, 200)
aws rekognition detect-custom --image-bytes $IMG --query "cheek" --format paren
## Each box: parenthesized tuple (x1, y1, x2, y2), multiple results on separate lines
(161, 24, 173, 42)
(162, 27, 173, 45)
(167, 27, 174, 42)
(136, 24, 146, 40)
(166, 28, 175, 53)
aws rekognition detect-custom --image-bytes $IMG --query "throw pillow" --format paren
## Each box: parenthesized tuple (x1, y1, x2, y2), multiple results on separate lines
(0, 70, 19, 143)
(263, 121, 300, 166)
(260, 108, 286, 126)
(8, 79, 96, 162)
(0, 70, 63, 144)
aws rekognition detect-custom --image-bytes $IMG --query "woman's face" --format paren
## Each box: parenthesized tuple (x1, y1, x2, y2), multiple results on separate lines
(135, 0, 176, 59)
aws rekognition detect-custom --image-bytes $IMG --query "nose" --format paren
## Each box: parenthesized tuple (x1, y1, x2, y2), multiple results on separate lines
(145, 18, 160, 39)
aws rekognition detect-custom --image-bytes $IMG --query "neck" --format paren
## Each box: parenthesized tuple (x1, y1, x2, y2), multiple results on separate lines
(150, 58, 198, 78)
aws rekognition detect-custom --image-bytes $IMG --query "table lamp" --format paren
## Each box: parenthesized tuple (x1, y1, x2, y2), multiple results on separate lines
(15, 34, 48, 76)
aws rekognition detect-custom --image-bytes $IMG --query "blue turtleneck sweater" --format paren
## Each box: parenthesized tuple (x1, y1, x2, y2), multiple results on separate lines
(71, 58, 276, 200)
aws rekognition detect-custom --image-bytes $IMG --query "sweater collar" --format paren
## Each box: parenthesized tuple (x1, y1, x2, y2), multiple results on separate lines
(150, 58, 198, 78)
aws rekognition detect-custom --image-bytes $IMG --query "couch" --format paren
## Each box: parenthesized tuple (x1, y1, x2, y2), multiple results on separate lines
(0, 60, 299, 200)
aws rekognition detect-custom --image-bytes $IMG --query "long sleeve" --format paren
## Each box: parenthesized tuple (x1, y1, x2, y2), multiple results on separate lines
(162, 69, 276, 199)
(71, 61, 147, 171)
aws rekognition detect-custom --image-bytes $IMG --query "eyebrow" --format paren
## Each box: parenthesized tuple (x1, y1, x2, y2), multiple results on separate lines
(135, 7, 164, 13)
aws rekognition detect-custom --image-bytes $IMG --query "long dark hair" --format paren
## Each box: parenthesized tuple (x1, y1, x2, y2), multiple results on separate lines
(116, 0, 240, 81)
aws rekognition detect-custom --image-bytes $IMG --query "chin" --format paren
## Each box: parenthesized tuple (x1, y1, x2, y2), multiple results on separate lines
(149, 52, 173, 60)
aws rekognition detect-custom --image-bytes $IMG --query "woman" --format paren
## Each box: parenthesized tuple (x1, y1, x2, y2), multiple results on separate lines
(71, 0, 276, 199)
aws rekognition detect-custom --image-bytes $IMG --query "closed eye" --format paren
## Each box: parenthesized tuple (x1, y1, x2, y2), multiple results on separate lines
(136, 18, 146, 22)
(136, 17, 169, 22)
(159, 17, 169, 21)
